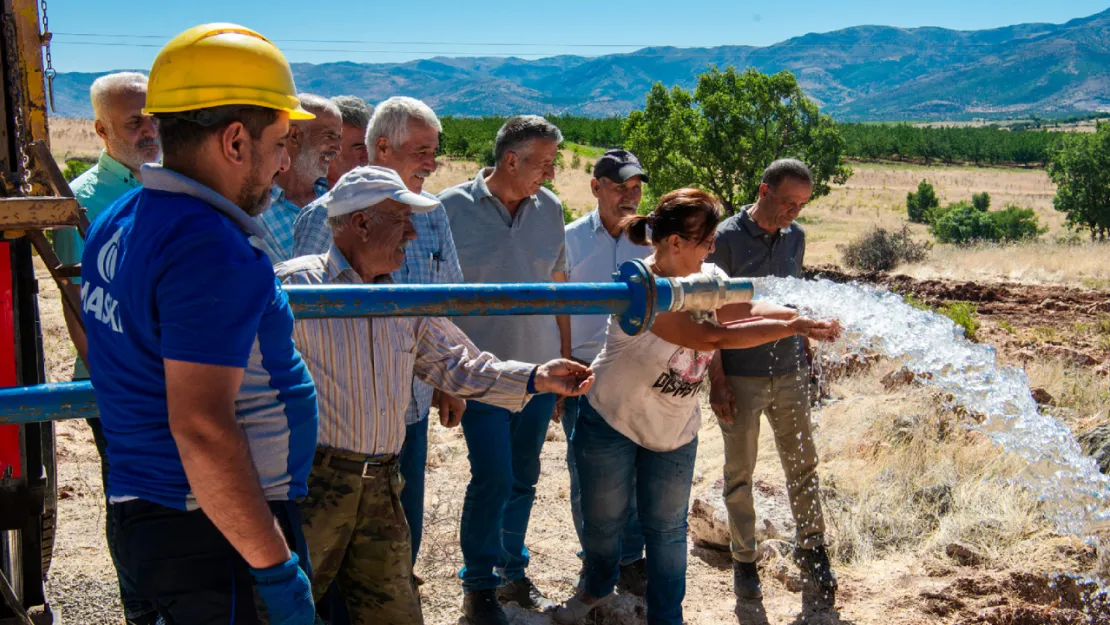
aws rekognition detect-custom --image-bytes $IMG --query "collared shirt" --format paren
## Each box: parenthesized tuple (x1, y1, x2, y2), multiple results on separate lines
(439, 168, 567, 364)
(55, 151, 141, 283)
(82, 164, 317, 510)
(565, 209, 650, 363)
(276, 246, 535, 456)
(707, 205, 807, 377)
(56, 151, 142, 380)
(291, 192, 466, 425)
(253, 185, 312, 265)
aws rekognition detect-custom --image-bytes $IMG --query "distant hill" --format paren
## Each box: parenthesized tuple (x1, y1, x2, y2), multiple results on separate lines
(51, 8, 1110, 121)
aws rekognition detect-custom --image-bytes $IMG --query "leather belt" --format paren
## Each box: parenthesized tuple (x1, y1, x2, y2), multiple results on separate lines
(313, 450, 397, 478)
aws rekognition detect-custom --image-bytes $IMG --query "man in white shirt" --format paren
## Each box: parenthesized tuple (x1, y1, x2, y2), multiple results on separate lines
(562, 149, 651, 595)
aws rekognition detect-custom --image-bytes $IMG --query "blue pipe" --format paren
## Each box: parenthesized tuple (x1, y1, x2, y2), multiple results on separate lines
(286, 282, 635, 319)
(0, 260, 753, 424)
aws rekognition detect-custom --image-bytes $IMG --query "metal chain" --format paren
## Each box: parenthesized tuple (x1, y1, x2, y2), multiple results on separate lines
(40, 0, 53, 112)
(2, 13, 32, 196)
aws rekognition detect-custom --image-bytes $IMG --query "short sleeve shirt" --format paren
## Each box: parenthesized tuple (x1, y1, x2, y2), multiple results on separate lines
(564, 209, 650, 363)
(438, 168, 567, 364)
(586, 263, 729, 452)
(81, 165, 317, 511)
(707, 206, 807, 377)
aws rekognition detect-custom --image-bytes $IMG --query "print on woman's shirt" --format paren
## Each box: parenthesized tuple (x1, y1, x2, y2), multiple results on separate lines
(652, 346, 714, 398)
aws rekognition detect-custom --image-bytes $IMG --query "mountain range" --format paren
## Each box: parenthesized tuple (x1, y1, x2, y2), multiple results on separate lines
(51, 8, 1110, 121)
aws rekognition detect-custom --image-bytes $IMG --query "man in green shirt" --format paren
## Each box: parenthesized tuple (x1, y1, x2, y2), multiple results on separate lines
(53, 71, 162, 625)
(55, 72, 160, 296)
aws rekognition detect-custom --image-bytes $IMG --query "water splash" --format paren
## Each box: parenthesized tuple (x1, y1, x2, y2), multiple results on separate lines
(754, 276, 1110, 537)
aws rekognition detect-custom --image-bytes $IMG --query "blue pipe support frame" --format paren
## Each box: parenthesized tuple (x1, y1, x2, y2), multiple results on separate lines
(0, 260, 752, 425)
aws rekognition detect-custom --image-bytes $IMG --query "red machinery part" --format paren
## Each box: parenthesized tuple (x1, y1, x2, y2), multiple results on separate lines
(0, 242, 22, 478)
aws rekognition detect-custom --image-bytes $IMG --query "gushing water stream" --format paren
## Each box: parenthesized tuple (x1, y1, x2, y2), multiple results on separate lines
(754, 276, 1110, 539)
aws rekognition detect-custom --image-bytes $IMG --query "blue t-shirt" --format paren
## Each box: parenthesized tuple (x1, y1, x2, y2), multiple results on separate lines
(81, 165, 317, 511)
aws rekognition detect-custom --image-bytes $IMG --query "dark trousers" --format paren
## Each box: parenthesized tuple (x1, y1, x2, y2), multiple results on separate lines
(87, 417, 160, 624)
(108, 498, 311, 624)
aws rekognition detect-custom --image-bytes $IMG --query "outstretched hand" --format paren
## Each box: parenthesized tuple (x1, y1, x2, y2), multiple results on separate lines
(534, 359, 595, 397)
(789, 318, 843, 343)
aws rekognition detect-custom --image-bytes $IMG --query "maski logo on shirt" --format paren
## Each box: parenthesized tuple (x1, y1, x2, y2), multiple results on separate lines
(97, 228, 122, 283)
(82, 228, 123, 334)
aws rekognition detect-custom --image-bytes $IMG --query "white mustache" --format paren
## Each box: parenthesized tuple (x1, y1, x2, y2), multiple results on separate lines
(413, 170, 432, 179)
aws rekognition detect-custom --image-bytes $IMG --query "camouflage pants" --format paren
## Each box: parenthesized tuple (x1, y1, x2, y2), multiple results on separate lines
(300, 448, 423, 625)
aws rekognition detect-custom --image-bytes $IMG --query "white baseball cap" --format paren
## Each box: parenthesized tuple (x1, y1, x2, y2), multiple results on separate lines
(323, 166, 439, 218)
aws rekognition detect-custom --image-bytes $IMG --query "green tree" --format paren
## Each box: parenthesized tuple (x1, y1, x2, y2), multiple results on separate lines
(1048, 122, 1110, 241)
(623, 67, 851, 215)
(971, 191, 990, 212)
(930, 202, 998, 243)
(62, 158, 95, 182)
(906, 179, 939, 224)
(930, 202, 1043, 245)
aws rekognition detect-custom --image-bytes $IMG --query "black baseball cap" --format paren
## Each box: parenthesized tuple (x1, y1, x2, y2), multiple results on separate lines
(593, 149, 649, 184)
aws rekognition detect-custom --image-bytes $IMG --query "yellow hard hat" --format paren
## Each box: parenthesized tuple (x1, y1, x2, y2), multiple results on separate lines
(143, 23, 314, 120)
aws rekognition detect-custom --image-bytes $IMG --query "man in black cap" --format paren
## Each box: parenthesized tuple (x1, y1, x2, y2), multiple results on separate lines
(560, 149, 651, 594)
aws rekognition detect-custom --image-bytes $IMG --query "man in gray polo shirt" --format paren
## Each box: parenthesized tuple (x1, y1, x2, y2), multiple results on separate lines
(439, 116, 569, 625)
(706, 159, 838, 605)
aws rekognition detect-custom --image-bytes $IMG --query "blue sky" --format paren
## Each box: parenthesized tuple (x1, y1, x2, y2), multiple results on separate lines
(51, 1, 1110, 72)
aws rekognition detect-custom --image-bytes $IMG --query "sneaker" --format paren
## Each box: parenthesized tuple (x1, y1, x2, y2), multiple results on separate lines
(554, 591, 611, 625)
(463, 589, 510, 625)
(795, 545, 837, 602)
(733, 561, 763, 600)
(496, 576, 556, 611)
(616, 559, 648, 597)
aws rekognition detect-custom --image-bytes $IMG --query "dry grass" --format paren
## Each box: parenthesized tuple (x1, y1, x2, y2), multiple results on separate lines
(815, 364, 1093, 573)
(1022, 359, 1110, 432)
(899, 240, 1110, 286)
(803, 162, 1063, 265)
(50, 117, 101, 160)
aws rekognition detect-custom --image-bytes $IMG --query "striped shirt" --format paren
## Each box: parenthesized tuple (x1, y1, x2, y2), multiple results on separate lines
(276, 246, 536, 456)
(291, 193, 465, 426)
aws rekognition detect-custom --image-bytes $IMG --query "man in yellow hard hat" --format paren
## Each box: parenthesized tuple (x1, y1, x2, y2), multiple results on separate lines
(80, 24, 319, 624)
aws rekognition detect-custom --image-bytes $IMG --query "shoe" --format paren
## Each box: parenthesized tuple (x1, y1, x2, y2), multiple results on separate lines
(463, 589, 510, 625)
(554, 592, 610, 625)
(795, 545, 837, 602)
(616, 559, 648, 597)
(733, 561, 763, 600)
(496, 576, 556, 611)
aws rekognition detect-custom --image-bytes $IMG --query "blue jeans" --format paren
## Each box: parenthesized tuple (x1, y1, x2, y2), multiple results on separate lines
(575, 397, 697, 625)
(399, 417, 429, 564)
(458, 394, 558, 592)
(562, 396, 645, 565)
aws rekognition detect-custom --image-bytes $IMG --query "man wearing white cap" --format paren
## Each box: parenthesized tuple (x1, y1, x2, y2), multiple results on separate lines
(276, 166, 595, 625)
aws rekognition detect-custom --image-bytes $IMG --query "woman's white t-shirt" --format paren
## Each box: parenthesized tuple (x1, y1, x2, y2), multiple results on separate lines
(585, 263, 727, 452)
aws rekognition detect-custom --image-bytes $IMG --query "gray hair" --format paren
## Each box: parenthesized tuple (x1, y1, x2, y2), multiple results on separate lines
(761, 158, 813, 189)
(493, 116, 563, 164)
(90, 72, 148, 120)
(365, 96, 441, 162)
(297, 93, 341, 121)
(330, 95, 373, 130)
(326, 207, 383, 234)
